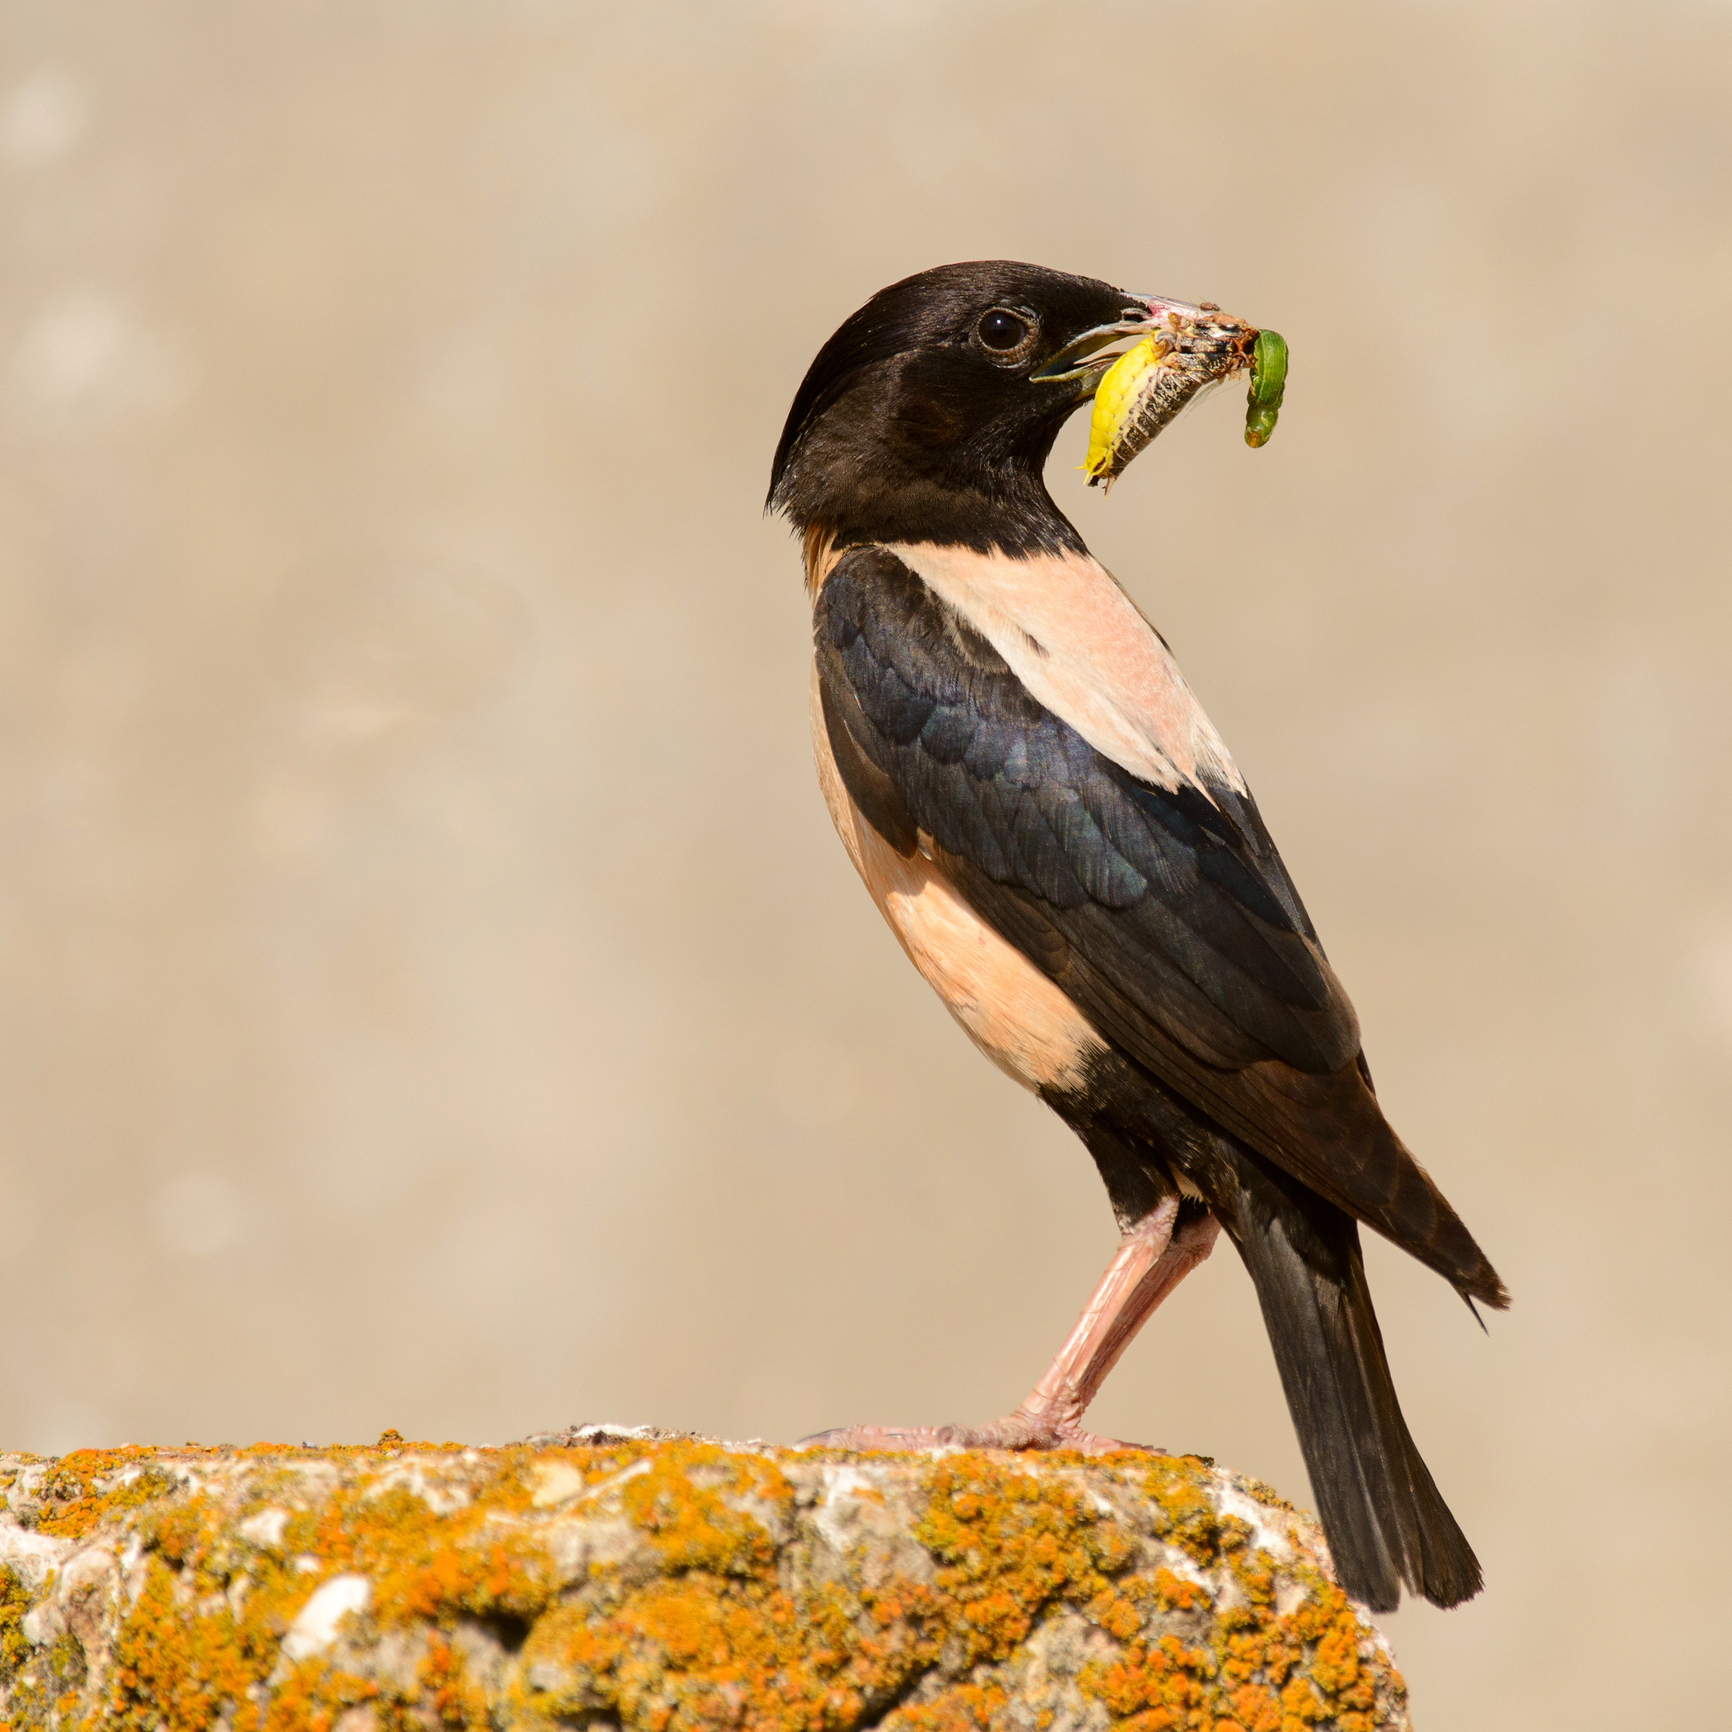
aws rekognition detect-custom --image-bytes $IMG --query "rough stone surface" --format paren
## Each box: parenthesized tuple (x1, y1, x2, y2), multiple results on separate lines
(0, 1427, 1409, 1730)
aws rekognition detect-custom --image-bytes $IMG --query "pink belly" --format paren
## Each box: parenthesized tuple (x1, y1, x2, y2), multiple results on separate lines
(810, 670, 1104, 1094)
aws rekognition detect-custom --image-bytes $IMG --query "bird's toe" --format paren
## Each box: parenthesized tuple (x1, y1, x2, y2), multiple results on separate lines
(796, 1418, 1162, 1455)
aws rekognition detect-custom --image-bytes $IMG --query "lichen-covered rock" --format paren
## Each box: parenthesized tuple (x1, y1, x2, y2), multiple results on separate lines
(0, 1427, 1408, 1731)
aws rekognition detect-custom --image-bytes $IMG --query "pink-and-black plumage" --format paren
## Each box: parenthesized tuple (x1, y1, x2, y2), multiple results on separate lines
(770, 261, 1507, 1613)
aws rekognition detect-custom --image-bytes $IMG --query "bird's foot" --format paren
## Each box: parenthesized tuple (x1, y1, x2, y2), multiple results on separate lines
(798, 1202, 1213, 1462)
(798, 1414, 1156, 1455)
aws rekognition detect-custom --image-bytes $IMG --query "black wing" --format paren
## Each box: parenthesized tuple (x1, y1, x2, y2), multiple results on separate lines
(815, 545, 1504, 1305)
(817, 544, 1354, 1071)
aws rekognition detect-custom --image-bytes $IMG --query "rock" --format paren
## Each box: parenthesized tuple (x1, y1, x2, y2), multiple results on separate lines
(0, 1429, 1410, 1730)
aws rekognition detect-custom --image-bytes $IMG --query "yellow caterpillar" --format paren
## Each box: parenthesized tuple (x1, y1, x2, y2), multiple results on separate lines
(1084, 321, 1287, 486)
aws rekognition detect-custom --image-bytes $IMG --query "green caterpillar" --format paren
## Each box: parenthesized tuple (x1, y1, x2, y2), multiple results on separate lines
(1244, 329, 1287, 449)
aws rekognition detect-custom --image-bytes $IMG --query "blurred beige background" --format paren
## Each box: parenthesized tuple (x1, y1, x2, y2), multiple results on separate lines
(1, 0, 1728, 1723)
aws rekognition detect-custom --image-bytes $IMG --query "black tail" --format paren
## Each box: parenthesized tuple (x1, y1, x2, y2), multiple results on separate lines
(1206, 1139, 1484, 1612)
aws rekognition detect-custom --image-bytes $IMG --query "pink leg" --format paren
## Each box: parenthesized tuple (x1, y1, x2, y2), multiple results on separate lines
(802, 1197, 1221, 1454)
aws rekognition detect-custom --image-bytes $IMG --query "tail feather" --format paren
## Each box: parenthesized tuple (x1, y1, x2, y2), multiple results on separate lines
(1205, 1138, 1484, 1612)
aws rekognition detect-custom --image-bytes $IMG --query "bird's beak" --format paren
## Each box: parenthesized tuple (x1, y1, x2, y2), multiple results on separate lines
(1030, 293, 1243, 391)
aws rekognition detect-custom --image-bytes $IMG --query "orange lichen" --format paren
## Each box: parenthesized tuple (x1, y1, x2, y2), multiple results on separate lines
(886, 1678, 1010, 1730)
(2, 1632, 86, 1728)
(1143, 1455, 1234, 1564)
(0, 1568, 31, 1683)
(300, 1482, 550, 1626)
(910, 1453, 1134, 1665)
(519, 1445, 947, 1731)
(416, 1633, 488, 1730)
(29, 1449, 182, 1541)
(1078, 1630, 1217, 1728)
(0, 1438, 1405, 1732)
(256, 1661, 379, 1732)
(615, 1445, 794, 1578)
(85, 1439, 568, 1732)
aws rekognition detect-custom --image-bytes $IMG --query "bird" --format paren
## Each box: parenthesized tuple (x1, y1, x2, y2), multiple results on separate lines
(768, 260, 1507, 1613)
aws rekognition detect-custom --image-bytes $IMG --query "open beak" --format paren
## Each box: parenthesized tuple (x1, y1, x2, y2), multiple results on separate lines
(1030, 293, 1251, 391)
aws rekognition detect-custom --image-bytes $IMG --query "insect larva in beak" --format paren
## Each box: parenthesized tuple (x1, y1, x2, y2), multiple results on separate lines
(1083, 337, 1169, 486)
(1081, 308, 1265, 488)
(1244, 329, 1287, 449)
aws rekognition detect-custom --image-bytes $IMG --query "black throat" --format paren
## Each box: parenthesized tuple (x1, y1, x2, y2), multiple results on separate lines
(770, 358, 1092, 558)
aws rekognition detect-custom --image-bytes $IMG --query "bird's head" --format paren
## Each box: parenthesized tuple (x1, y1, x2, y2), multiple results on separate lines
(767, 260, 1195, 556)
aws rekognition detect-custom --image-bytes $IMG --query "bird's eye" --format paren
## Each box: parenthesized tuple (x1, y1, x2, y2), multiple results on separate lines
(977, 308, 1032, 353)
